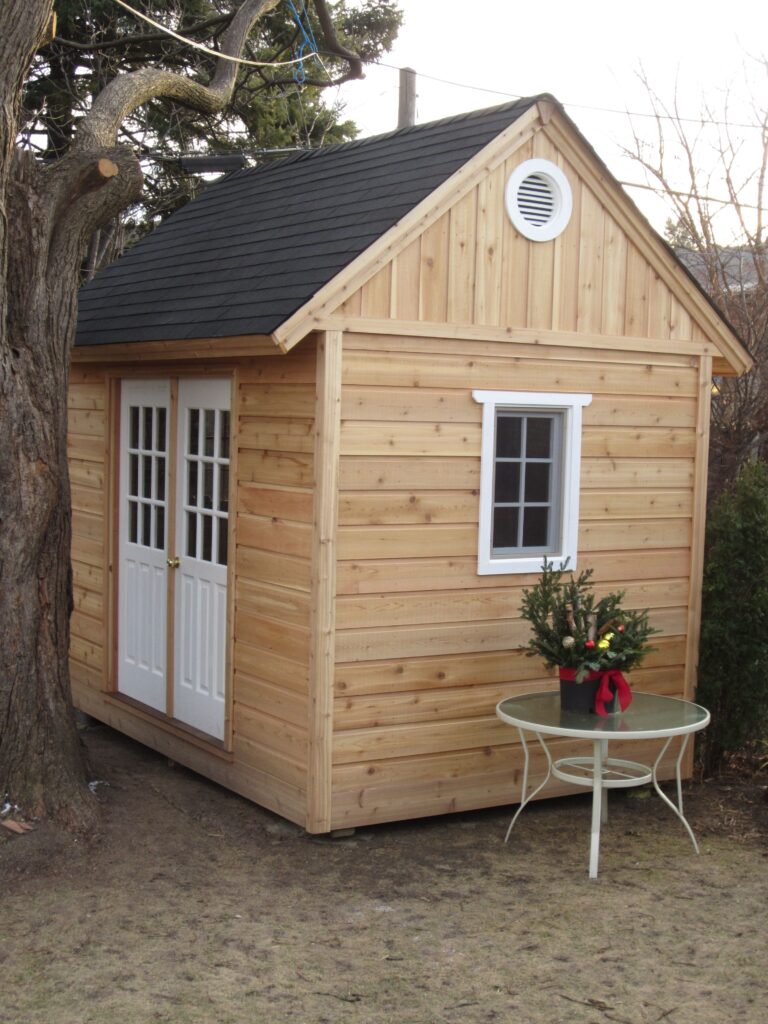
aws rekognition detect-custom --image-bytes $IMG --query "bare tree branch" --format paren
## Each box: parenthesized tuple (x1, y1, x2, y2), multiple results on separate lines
(74, 0, 282, 151)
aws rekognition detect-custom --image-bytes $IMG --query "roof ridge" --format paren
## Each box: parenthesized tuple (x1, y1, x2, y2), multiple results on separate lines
(225, 94, 546, 179)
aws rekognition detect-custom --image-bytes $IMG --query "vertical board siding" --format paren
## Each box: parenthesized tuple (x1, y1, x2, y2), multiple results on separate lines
(330, 332, 700, 829)
(68, 372, 109, 696)
(234, 343, 318, 820)
(331, 124, 699, 346)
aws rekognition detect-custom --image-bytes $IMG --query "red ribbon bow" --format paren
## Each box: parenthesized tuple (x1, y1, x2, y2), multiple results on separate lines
(594, 670, 633, 717)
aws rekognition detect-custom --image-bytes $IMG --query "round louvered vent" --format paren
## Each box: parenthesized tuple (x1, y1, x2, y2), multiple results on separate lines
(505, 159, 573, 241)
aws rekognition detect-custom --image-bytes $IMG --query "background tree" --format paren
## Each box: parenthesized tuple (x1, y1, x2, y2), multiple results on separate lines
(696, 461, 768, 774)
(20, 0, 401, 273)
(623, 69, 768, 497)
(0, 0, 390, 831)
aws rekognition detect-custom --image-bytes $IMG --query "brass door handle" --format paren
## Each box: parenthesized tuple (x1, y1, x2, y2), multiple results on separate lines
(166, 556, 180, 569)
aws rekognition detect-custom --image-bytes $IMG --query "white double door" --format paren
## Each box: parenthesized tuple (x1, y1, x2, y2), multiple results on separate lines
(117, 378, 231, 740)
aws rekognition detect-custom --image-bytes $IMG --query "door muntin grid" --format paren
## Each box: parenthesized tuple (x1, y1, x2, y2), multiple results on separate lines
(126, 402, 167, 551)
(491, 410, 564, 556)
(183, 406, 230, 566)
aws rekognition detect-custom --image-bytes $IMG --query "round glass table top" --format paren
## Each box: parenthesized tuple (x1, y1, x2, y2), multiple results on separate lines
(496, 691, 710, 740)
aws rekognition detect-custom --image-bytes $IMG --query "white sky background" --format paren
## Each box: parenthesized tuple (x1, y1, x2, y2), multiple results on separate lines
(333, 0, 768, 241)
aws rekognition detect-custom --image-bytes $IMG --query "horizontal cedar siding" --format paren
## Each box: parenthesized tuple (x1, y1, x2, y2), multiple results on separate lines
(68, 371, 108, 697)
(233, 340, 317, 818)
(330, 332, 697, 829)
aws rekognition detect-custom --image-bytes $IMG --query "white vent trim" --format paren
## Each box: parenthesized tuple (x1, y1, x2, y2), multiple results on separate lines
(505, 158, 573, 242)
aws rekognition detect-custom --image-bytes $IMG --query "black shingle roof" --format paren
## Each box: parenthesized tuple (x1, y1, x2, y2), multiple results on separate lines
(75, 97, 539, 346)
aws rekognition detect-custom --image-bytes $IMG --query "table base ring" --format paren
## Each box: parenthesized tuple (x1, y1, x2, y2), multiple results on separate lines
(552, 756, 653, 788)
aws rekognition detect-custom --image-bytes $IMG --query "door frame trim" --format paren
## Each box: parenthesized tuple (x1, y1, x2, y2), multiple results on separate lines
(107, 368, 236, 752)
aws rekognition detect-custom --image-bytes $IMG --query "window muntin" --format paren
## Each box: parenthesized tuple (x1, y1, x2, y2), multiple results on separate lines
(183, 406, 230, 566)
(473, 391, 592, 575)
(126, 401, 167, 551)
(491, 411, 563, 556)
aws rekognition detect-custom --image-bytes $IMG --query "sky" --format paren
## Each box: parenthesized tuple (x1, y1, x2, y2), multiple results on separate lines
(333, 0, 768, 239)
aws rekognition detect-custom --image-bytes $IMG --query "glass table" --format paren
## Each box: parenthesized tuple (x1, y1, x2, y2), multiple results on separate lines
(495, 691, 710, 879)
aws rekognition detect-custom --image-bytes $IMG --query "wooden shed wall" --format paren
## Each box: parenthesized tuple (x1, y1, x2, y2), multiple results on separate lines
(69, 369, 110, 699)
(233, 342, 317, 824)
(328, 330, 707, 829)
(68, 347, 319, 828)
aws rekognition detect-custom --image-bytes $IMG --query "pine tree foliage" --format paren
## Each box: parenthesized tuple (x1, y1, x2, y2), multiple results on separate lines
(520, 561, 658, 682)
(20, 1, 403, 255)
(696, 461, 768, 774)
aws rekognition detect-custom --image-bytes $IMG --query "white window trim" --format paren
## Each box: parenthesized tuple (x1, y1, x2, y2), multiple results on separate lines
(473, 390, 592, 575)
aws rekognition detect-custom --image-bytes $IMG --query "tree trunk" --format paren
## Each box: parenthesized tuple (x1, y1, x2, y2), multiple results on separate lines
(0, 0, 363, 831)
(0, 145, 97, 829)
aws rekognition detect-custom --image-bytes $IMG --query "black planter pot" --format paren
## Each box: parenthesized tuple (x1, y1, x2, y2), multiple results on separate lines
(559, 674, 617, 715)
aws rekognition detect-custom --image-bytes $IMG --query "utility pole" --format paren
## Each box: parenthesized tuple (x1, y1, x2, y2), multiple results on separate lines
(398, 66, 417, 128)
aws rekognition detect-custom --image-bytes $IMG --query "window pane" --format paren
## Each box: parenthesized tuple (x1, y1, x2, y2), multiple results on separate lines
(204, 410, 215, 457)
(492, 506, 519, 549)
(142, 454, 152, 500)
(129, 407, 139, 449)
(143, 407, 153, 450)
(202, 514, 213, 561)
(156, 507, 165, 552)
(526, 417, 552, 458)
(156, 408, 166, 453)
(186, 460, 198, 508)
(187, 511, 197, 558)
(217, 520, 228, 566)
(156, 457, 166, 502)
(129, 501, 138, 543)
(523, 507, 549, 548)
(525, 462, 551, 503)
(188, 409, 199, 455)
(141, 503, 152, 546)
(219, 411, 230, 459)
(203, 462, 214, 510)
(218, 464, 229, 513)
(494, 462, 520, 503)
(496, 415, 522, 458)
(129, 454, 139, 497)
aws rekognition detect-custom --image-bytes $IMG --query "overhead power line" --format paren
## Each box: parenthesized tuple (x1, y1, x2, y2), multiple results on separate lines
(112, 0, 318, 68)
(372, 61, 768, 133)
(618, 178, 768, 213)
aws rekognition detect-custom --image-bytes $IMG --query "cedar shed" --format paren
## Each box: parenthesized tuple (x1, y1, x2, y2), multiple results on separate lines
(69, 95, 751, 833)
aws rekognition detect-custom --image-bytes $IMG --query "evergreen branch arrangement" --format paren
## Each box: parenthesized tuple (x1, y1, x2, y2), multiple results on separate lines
(520, 560, 659, 682)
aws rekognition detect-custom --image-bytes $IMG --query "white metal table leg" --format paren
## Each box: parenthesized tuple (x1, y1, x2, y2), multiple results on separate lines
(589, 738, 605, 879)
(652, 734, 700, 853)
(504, 728, 553, 843)
(599, 739, 609, 825)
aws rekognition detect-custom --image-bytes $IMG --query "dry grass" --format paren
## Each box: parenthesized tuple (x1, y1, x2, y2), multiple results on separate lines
(1, 724, 766, 1024)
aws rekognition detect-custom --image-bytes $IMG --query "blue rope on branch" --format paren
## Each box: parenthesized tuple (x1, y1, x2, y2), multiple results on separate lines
(287, 0, 319, 85)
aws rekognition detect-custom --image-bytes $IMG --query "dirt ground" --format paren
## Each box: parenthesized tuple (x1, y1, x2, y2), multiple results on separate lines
(1, 723, 767, 1024)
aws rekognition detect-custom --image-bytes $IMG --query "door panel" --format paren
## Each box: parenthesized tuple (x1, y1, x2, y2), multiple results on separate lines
(117, 377, 230, 740)
(172, 379, 231, 739)
(118, 380, 170, 711)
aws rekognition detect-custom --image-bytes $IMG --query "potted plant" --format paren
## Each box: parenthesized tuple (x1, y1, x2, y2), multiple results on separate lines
(520, 560, 659, 715)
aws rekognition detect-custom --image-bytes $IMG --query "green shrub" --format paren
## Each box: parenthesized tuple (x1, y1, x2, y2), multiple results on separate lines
(696, 461, 768, 774)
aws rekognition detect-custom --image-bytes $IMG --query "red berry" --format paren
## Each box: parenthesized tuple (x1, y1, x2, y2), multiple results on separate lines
(585, 639, 596, 649)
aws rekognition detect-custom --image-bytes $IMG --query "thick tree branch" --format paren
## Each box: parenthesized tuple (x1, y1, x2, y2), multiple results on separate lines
(312, 0, 363, 79)
(51, 14, 232, 52)
(74, 0, 282, 152)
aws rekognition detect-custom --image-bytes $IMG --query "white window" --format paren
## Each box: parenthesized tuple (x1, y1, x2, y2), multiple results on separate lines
(473, 390, 592, 575)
